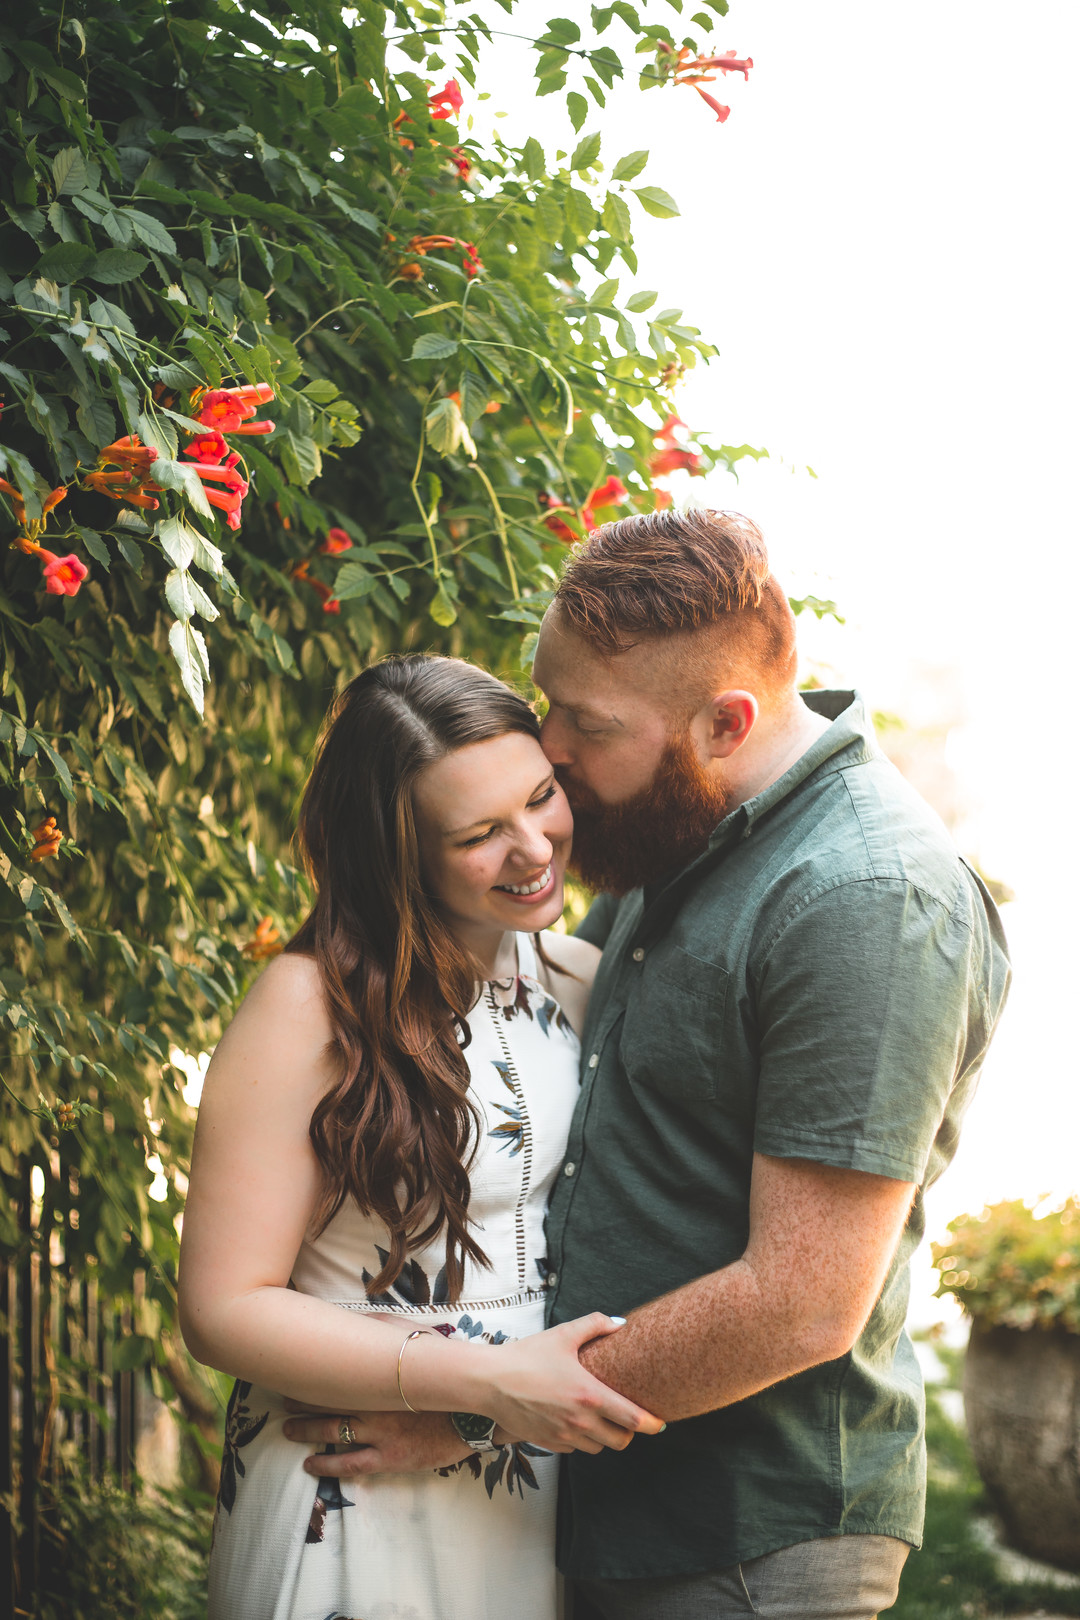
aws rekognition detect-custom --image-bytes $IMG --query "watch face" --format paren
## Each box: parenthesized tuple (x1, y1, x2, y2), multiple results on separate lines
(452, 1411, 497, 1444)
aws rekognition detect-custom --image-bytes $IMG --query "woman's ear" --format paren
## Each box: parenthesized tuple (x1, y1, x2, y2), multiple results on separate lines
(705, 691, 758, 759)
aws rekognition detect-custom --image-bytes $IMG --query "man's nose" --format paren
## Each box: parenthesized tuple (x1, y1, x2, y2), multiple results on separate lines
(539, 710, 573, 767)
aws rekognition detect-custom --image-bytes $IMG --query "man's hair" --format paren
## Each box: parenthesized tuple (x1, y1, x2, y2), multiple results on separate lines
(553, 507, 798, 702)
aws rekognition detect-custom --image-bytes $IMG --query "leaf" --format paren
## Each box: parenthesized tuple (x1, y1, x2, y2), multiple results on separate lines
(190, 530, 225, 579)
(35, 241, 94, 284)
(425, 397, 476, 459)
(522, 137, 545, 182)
(78, 528, 110, 568)
(169, 619, 209, 714)
(76, 397, 117, 448)
(429, 582, 458, 626)
(570, 131, 601, 171)
(564, 187, 595, 239)
(601, 191, 631, 242)
(51, 147, 91, 196)
(541, 17, 581, 44)
(89, 249, 149, 285)
(39, 739, 75, 803)
(153, 457, 213, 519)
(612, 149, 649, 182)
(332, 564, 379, 602)
(567, 93, 588, 134)
(302, 378, 339, 402)
(165, 569, 196, 621)
(410, 333, 460, 361)
(122, 209, 177, 255)
(156, 516, 196, 570)
(281, 431, 321, 486)
(626, 289, 657, 312)
(634, 185, 680, 219)
(459, 369, 489, 426)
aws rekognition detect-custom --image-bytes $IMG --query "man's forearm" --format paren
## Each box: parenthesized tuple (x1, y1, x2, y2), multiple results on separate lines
(578, 1257, 843, 1422)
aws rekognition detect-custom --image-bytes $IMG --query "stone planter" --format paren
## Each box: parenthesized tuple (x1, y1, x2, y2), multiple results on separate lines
(963, 1322, 1080, 1571)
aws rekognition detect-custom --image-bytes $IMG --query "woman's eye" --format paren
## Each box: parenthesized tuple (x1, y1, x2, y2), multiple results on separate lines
(462, 828, 494, 848)
(528, 785, 557, 809)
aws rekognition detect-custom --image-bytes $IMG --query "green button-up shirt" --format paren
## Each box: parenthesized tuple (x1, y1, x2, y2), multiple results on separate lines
(545, 690, 1011, 1580)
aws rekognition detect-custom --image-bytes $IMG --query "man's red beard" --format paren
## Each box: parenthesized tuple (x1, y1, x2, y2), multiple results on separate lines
(559, 731, 732, 897)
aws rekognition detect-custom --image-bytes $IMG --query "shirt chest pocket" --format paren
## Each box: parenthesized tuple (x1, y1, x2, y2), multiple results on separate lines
(617, 946, 729, 1105)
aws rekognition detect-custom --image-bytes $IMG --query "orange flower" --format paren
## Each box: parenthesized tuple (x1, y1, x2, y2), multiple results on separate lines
(656, 414, 689, 446)
(83, 467, 162, 509)
(408, 235, 458, 254)
(649, 446, 704, 477)
(320, 528, 353, 554)
(399, 262, 424, 281)
(539, 476, 628, 543)
(242, 917, 284, 960)
(0, 476, 26, 523)
(451, 146, 472, 181)
(29, 816, 63, 861)
(194, 383, 274, 433)
(588, 475, 629, 510)
(428, 79, 463, 120)
(101, 435, 159, 478)
(670, 46, 753, 124)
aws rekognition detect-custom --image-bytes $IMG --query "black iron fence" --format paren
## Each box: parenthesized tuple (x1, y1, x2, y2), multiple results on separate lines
(1, 1156, 141, 1618)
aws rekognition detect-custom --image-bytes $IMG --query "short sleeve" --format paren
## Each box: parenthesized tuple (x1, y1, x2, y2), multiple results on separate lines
(752, 877, 986, 1184)
(575, 892, 620, 949)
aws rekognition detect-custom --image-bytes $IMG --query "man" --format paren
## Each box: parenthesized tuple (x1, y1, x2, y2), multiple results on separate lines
(283, 509, 1010, 1619)
(530, 508, 1010, 1617)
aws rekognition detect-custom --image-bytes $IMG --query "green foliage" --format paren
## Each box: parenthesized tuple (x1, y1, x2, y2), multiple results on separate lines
(932, 1198, 1080, 1334)
(0, 0, 738, 1408)
(32, 1468, 212, 1620)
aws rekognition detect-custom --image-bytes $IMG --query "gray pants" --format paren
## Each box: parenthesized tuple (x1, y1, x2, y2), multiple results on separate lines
(571, 1534, 911, 1620)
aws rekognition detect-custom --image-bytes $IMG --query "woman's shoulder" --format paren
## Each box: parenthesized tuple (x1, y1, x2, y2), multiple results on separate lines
(539, 928, 602, 983)
(216, 950, 334, 1066)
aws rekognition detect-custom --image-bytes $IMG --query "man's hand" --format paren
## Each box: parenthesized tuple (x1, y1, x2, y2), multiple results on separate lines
(282, 1400, 473, 1476)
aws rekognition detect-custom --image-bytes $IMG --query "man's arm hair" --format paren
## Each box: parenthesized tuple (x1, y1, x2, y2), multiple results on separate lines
(578, 1152, 916, 1420)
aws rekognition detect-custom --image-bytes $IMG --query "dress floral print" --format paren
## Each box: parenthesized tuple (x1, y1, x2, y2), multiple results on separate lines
(207, 934, 581, 1620)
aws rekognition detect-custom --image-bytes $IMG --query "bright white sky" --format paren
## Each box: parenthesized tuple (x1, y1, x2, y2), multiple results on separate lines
(455, 0, 1080, 1324)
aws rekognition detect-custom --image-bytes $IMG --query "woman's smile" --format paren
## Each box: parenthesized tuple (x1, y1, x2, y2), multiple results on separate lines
(492, 862, 555, 902)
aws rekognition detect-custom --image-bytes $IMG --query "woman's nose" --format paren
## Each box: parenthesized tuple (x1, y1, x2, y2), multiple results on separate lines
(508, 825, 552, 870)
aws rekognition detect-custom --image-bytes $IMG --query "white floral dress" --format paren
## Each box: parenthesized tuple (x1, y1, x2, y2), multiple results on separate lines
(207, 934, 580, 1620)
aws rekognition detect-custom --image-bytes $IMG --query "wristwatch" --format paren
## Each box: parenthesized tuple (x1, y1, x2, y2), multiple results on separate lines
(450, 1411, 500, 1454)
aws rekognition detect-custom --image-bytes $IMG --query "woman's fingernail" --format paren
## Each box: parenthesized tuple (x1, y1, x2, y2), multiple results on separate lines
(657, 1423, 667, 1432)
(609, 1315, 626, 1326)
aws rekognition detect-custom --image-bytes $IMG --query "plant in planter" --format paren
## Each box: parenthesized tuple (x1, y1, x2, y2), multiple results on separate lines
(933, 1198, 1080, 1571)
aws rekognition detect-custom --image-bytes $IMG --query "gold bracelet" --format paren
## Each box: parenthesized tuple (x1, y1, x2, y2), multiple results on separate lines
(396, 1328, 429, 1413)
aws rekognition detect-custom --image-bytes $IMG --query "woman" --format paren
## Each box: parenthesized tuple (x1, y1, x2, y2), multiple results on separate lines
(178, 654, 661, 1620)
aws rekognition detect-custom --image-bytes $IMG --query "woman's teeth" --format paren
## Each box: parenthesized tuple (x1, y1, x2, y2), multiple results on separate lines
(496, 864, 552, 896)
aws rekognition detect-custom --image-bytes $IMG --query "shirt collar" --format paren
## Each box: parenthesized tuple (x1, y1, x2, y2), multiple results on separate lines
(712, 688, 878, 846)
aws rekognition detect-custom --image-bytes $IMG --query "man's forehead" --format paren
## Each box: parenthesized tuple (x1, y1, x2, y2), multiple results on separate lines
(533, 610, 664, 709)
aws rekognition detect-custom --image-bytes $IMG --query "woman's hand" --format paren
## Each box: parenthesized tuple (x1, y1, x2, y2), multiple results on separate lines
(482, 1313, 664, 1454)
(282, 1403, 473, 1476)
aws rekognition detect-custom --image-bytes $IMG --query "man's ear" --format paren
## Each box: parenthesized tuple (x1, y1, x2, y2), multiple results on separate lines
(705, 691, 759, 759)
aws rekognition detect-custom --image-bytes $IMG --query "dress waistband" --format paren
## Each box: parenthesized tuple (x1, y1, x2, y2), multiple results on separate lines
(328, 1286, 548, 1315)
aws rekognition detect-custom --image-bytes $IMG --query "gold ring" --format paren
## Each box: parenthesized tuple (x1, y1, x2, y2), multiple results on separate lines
(338, 1419, 355, 1446)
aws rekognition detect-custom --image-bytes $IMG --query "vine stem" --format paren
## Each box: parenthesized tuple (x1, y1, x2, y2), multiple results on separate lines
(468, 461, 518, 601)
(409, 385, 442, 579)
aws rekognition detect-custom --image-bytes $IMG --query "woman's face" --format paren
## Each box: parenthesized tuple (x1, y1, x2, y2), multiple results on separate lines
(412, 731, 574, 938)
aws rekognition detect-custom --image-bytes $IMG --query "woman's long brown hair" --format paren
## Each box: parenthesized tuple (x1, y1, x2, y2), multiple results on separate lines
(287, 654, 549, 1302)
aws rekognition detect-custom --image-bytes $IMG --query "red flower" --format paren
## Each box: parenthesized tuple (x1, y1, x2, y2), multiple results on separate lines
(693, 86, 730, 123)
(428, 79, 463, 120)
(185, 429, 230, 464)
(656, 414, 689, 446)
(543, 512, 577, 544)
(84, 468, 162, 509)
(462, 242, 483, 279)
(320, 528, 353, 554)
(41, 551, 89, 597)
(692, 51, 754, 79)
(195, 383, 275, 433)
(588, 475, 629, 510)
(649, 446, 704, 477)
(451, 146, 472, 181)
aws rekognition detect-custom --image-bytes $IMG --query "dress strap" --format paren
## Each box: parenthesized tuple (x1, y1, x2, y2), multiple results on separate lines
(515, 931, 539, 981)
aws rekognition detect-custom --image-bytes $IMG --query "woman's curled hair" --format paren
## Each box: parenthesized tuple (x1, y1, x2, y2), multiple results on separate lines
(287, 654, 543, 1302)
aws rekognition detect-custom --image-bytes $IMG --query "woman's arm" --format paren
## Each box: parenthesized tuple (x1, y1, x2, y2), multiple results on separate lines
(536, 929, 601, 1035)
(178, 952, 658, 1452)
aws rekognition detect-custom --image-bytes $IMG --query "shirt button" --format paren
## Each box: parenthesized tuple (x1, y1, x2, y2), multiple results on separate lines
(546, 1271, 559, 1288)
(563, 1162, 576, 1177)
(588, 1053, 599, 1069)
(632, 947, 645, 962)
